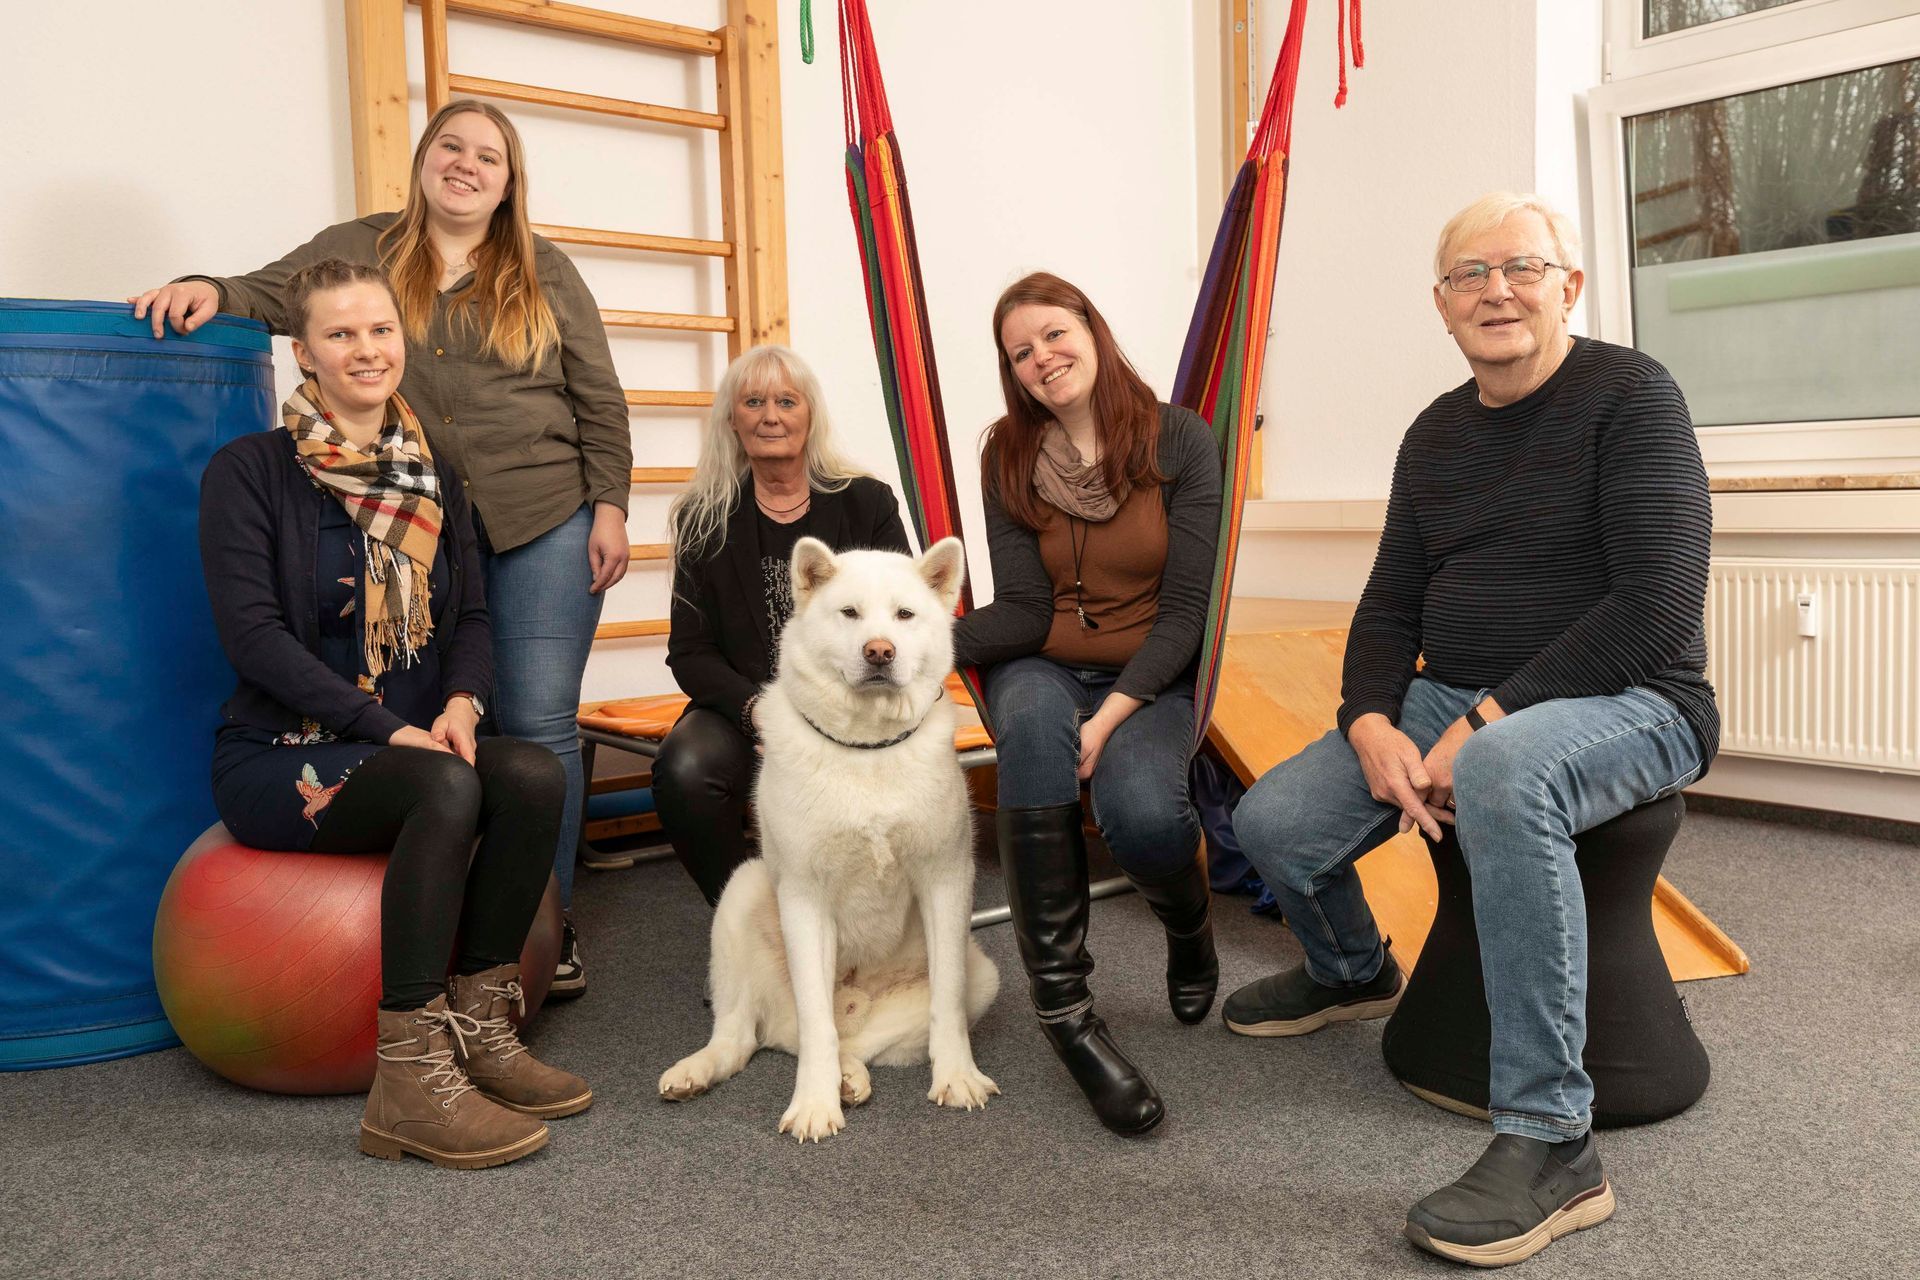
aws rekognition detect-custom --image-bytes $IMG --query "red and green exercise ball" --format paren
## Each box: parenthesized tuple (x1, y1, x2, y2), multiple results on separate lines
(152, 822, 564, 1094)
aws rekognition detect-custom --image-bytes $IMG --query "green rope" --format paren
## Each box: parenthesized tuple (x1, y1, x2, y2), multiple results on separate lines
(799, 0, 814, 64)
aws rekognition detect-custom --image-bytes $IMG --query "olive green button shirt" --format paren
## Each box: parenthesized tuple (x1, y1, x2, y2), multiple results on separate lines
(186, 212, 631, 552)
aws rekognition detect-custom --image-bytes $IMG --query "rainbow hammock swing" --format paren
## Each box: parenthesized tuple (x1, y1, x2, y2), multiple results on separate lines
(830, 0, 1361, 751)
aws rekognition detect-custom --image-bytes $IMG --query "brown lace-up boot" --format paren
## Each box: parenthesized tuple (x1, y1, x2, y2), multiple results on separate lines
(449, 964, 593, 1118)
(358, 995, 549, 1169)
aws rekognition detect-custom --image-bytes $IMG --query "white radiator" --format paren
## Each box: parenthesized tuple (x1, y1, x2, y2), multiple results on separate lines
(1705, 558, 1920, 774)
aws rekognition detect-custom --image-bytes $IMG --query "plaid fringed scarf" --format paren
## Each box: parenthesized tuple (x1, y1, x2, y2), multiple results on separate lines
(280, 380, 443, 680)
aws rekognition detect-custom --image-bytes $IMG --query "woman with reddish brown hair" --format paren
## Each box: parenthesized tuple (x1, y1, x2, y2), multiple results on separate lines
(953, 271, 1221, 1136)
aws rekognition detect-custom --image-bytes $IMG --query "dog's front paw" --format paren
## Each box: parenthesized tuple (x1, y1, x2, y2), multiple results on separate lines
(839, 1058, 872, 1106)
(658, 1053, 716, 1101)
(927, 1062, 999, 1112)
(778, 1091, 846, 1142)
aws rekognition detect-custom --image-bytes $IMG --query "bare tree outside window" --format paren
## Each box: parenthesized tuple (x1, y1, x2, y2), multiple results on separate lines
(1622, 57, 1920, 425)
(1629, 59, 1920, 266)
(1646, 0, 1802, 38)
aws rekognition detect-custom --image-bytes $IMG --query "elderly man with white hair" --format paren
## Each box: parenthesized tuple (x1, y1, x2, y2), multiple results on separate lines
(1225, 192, 1717, 1267)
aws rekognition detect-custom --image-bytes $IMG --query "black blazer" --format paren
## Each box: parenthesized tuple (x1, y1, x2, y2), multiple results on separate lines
(667, 474, 911, 724)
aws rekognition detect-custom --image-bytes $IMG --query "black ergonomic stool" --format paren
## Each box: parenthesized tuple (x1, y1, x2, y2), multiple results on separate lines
(1380, 793, 1710, 1128)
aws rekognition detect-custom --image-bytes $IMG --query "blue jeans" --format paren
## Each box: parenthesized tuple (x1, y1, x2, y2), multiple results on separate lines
(1232, 676, 1703, 1140)
(480, 505, 604, 909)
(986, 656, 1200, 880)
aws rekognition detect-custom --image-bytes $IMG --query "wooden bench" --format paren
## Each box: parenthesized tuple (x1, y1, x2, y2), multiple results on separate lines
(1201, 601, 1748, 982)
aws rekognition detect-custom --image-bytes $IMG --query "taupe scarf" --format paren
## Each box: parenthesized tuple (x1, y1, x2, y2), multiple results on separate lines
(1032, 422, 1127, 521)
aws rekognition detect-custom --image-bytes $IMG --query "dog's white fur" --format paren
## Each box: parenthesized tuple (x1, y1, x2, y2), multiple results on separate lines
(658, 536, 999, 1140)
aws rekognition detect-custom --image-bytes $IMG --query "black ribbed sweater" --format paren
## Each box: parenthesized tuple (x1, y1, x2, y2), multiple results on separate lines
(1339, 337, 1719, 767)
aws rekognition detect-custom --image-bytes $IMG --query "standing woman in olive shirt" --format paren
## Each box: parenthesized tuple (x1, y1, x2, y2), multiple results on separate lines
(136, 100, 631, 995)
(952, 272, 1223, 1137)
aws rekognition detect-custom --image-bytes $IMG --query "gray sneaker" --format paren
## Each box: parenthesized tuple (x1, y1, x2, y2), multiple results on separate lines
(1405, 1132, 1615, 1267)
(1221, 953, 1403, 1037)
(547, 916, 586, 1000)
(580, 845, 636, 872)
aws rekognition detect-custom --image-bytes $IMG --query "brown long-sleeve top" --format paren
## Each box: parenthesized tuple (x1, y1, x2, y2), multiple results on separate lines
(1034, 480, 1168, 667)
(184, 213, 631, 552)
(953, 404, 1222, 702)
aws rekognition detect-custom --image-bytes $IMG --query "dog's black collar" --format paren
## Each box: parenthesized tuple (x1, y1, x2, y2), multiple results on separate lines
(796, 688, 945, 750)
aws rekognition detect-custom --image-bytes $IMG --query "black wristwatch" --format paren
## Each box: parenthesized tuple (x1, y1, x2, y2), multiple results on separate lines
(1465, 704, 1488, 732)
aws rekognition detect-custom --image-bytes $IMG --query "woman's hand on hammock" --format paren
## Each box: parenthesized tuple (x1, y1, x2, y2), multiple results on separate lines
(1077, 692, 1144, 781)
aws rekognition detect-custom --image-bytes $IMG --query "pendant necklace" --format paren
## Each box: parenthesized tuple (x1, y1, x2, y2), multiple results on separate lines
(757, 489, 811, 517)
(1069, 516, 1099, 631)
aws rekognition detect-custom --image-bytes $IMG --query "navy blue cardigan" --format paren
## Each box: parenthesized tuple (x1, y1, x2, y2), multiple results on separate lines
(198, 429, 492, 745)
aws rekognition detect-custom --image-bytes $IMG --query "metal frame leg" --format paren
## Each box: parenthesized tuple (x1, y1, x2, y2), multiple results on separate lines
(576, 728, 677, 867)
(970, 874, 1134, 930)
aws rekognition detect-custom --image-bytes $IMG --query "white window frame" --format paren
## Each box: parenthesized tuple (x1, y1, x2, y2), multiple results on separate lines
(1587, 12, 1920, 475)
(1605, 0, 1919, 80)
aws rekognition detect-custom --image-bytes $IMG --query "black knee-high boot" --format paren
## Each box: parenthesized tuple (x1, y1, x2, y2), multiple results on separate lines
(999, 802, 1163, 1136)
(1126, 855, 1219, 1024)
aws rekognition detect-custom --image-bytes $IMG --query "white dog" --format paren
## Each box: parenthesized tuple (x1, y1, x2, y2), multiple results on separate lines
(658, 535, 999, 1140)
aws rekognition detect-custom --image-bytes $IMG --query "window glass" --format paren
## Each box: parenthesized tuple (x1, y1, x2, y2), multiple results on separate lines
(1646, 0, 1802, 39)
(1626, 58, 1920, 424)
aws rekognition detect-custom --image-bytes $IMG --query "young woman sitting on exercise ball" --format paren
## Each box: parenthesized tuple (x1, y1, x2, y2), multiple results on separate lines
(199, 258, 589, 1169)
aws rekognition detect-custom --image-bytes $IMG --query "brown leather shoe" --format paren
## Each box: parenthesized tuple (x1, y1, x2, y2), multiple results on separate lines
(358, 996, 549, 1169)
(449, 964, 593, 1118)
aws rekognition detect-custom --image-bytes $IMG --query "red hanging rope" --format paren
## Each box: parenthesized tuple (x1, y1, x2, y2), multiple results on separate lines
(1252, 0, 1309, 158)
(1252, 0, 1364, 154)
(840, 0, 893, 143)
(1335, 0, 1364, 108)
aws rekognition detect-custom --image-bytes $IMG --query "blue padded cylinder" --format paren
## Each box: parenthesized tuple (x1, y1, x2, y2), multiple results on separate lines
(0, 299, 273, 1069)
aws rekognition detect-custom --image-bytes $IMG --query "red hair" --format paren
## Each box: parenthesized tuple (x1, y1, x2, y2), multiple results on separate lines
(983, 272, 1164, 531)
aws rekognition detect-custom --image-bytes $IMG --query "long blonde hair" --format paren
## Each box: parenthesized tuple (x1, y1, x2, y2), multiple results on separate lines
(377, 100, 561, 371)
(668, 346, 866, 562)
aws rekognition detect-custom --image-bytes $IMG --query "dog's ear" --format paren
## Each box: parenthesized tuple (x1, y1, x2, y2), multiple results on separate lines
(916, 537, 967, 613)
(790, 537, 839, 605)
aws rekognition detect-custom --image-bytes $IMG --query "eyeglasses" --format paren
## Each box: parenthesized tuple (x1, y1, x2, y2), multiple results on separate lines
(1440, 256, 1570, 293)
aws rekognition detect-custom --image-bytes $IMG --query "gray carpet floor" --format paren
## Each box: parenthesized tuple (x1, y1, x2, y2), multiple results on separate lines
(3, 810, 1917, 1279)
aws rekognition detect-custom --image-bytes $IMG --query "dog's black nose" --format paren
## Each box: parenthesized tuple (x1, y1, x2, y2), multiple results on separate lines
(863, 639, 894, 667)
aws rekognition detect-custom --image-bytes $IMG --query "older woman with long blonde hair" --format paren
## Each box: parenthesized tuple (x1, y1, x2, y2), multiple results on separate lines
(134, 99, 629, 997)
(657, 345, 910, 903)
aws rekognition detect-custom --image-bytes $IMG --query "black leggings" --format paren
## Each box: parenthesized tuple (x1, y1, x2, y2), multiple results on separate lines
(650, 708, 757, 906)
(311, 738, 565, 1010)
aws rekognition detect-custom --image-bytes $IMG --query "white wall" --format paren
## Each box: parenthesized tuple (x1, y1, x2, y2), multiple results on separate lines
(1253, 0, 1538, 508)
(0, 3, 353, 383)
(776, 0, 1205, 582)
(0, 0, 1202, 705)
(1233, 0, 1548, 600)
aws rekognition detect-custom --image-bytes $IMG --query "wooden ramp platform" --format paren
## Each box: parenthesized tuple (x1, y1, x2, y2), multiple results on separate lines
(1207, 601, 1749, 983)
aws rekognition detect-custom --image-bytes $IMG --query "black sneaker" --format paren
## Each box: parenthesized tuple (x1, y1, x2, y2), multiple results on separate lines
(548, 916, 586, 1000)
(1221, 953, 1403, 1036)
(1405, 1132, 1615, 1268)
